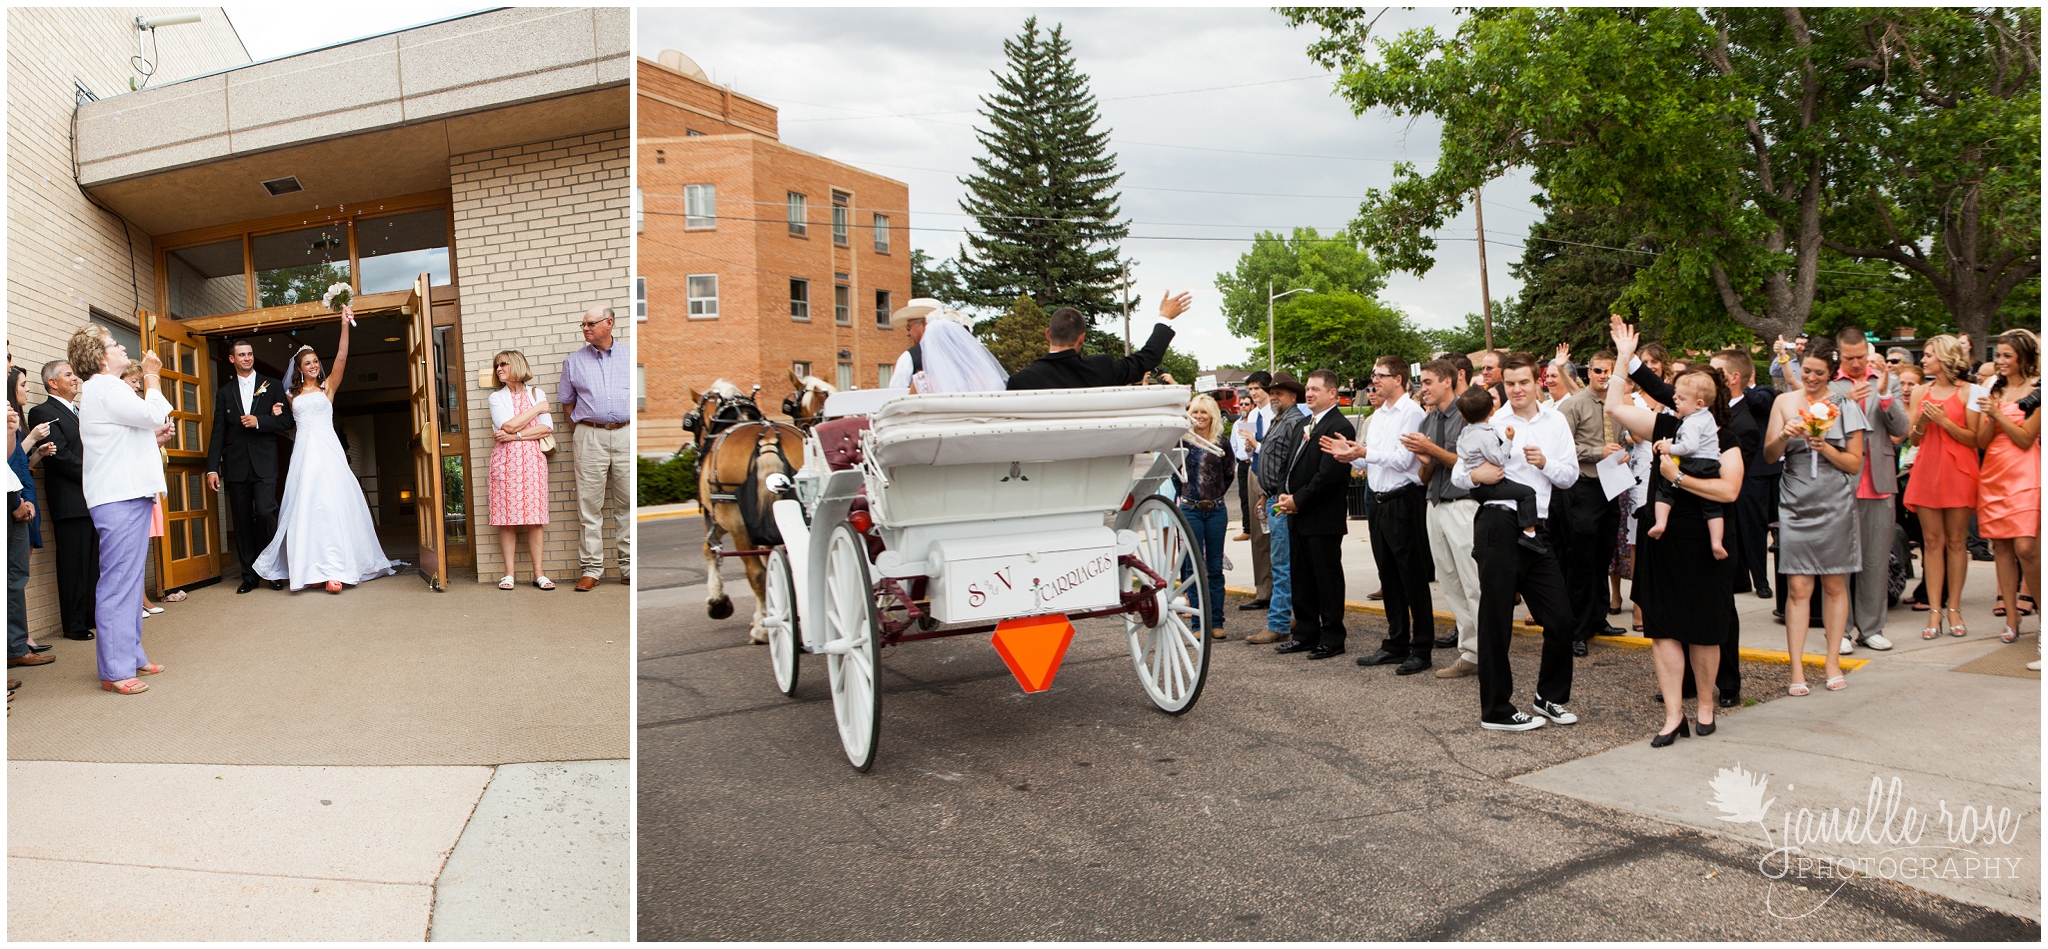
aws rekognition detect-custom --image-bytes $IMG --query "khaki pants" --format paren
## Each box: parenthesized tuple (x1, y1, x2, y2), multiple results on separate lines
(1427, 498, 1482, 664)
(573, 423, 632, 579)
(1246, 474, 1272, 601)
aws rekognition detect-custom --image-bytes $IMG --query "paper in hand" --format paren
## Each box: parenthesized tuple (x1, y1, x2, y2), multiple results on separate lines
(1596, 451, 1636, 501)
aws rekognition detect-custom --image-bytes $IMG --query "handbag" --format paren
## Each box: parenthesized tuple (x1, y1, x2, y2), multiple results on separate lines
(537, 433, 556, 453)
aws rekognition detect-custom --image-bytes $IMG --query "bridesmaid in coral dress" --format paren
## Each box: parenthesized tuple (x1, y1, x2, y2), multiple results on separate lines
(488, 350, 555, 591)
(1974, 330, 2040, 643)
(1902, 335, 1982, 639)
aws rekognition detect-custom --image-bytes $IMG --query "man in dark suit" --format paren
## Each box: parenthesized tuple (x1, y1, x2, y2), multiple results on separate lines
(1714, 348, 1778, 603)
(1003, 292, 1190, 390)
(1271, 369, 1356, 659)
(206, 339, 295, 593)
(27, 360, 94, 640)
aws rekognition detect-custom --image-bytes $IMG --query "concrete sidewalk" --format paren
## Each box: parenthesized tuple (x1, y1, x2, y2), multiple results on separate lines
(1220, 515, 2040, 921)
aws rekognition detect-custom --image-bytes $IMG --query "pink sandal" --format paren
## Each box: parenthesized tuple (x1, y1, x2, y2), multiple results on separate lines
(101, 679, 148, 695)
(136, 663, 164, 676)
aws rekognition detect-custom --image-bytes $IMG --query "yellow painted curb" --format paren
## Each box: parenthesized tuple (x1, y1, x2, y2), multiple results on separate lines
(1222, 584, 1868, 670)
(638, 504, 699, 522)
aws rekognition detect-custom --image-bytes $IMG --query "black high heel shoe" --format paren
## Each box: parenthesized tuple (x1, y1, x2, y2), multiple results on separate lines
(1650, 719, 1691, 748)
(1696, 716, 1716, 737)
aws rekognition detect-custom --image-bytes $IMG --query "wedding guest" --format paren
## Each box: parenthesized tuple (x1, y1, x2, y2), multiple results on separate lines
(1829, 326, 1910, 652)
(559, 305, 632, 590)
(1246, 373, 1310, 646)
(1974, 330, 2040, 643)
(1452, 353, 1581, 732)
(1232, 372, 1274, 608)
(1556, 348, 1625, 654)
(1403, 357, 1484, 678)
(489, 350, 556, 591)
(1715, 348, 1780, 602)
(1173, 394, 1233, 638)
(1271, 370, 1355, 659)
(1903, 334, 1982, 637)
(1764, 339, 1867, 692)
(28, 360, 94, 640)
(1323, 357, 1434, 673)
(1608, 320, 1744, 743)
(120, 366, 168, 619)
(7, 366, 52, 670)
(71, 326, 171, 695)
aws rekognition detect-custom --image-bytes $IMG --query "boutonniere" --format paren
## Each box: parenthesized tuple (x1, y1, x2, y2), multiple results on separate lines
(255, 381, 270, 397)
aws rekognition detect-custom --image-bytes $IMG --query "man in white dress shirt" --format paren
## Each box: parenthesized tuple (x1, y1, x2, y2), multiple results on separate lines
(1323, 356, 1435, 674)
(1452, 352, 1581, 731)
(886, 299, 940, 389)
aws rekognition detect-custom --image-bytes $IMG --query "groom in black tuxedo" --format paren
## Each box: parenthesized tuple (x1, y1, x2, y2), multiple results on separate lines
(206, 339, 295, 593)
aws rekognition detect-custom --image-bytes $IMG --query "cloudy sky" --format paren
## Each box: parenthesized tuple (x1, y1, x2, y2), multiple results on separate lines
(225, 6, 487, 61)
(639, 6, 1544, 370)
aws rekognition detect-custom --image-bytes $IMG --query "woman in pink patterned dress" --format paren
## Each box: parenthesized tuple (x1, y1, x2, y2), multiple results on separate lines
(488, 350, 555, 590)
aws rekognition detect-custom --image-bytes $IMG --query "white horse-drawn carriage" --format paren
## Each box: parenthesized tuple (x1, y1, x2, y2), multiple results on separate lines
(754, 384, 1214, 770)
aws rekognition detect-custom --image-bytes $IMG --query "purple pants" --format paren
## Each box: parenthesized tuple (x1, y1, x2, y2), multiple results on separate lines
(89, 496, 153, 683)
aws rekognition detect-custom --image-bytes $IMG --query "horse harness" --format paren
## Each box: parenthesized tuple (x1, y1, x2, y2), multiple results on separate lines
(703, 421, 801, 548)
(684, 391, 763, 444)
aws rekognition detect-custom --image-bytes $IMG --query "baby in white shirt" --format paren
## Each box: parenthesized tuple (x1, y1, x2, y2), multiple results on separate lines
(1648, 373, 1725, 560)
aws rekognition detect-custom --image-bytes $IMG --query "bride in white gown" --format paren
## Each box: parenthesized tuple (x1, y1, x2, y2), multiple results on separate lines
(912, 316, 1008, 393)
(253, 308, 403, 592)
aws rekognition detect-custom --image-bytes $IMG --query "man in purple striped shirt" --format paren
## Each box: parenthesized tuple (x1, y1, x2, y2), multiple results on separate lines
(558, 305, 632, 591)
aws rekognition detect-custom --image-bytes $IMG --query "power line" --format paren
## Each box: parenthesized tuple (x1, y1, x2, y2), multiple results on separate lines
(773, 73, 1334, 124)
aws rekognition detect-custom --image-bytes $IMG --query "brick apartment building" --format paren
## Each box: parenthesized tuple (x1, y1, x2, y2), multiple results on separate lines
(7, 8, 629, 617)
(637, 51, 913, 455)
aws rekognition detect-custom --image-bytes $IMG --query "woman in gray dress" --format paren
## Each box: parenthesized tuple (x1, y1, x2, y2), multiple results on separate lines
(1763, 338, 1867, 695)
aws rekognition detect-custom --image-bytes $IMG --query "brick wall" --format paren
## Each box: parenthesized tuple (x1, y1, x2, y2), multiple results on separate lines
(638, 56, 778, 139)
(7, 7, 248, 638)
(638, 128, 913, 455)
(450, 127, 631, 582)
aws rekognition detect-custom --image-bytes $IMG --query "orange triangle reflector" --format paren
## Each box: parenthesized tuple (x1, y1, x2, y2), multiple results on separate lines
(991, 614, 1076, 694)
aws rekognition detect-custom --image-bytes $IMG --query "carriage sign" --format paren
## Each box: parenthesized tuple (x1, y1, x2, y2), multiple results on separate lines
(942, 545, 1121, 624)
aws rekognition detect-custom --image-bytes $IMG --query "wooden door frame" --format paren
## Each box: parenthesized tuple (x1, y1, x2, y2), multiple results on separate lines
(146, 309, 223, 591)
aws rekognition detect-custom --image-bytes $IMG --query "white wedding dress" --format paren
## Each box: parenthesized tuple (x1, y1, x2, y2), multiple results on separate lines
(253, 391, 402, 589)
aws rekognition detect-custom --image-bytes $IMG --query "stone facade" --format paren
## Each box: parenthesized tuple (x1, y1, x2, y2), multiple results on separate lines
(7, 7, 250, 639)
(451, 128, 632, 581)
(637, 56, 913, 455)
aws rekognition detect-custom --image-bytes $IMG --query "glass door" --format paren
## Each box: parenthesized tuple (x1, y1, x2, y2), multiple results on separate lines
(408, 273, 447, 590)
(149, 310, 223, 589)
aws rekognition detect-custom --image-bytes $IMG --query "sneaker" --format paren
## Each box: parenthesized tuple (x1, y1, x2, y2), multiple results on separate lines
(1531, 695, 1578, 725)
(1435, 658, 1479, 679)
(1482, 712, 1547, 732)
(1839, 637, 1855, 655)
(1861, 633, 1893, 651)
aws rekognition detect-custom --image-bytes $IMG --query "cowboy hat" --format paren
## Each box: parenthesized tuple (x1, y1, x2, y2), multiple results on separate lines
(891, 298, 944, 324)
(1268, 371, 1306, 399)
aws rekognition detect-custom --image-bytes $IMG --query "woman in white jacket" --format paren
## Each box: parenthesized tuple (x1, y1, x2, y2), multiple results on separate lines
(69, 326, 173, 695)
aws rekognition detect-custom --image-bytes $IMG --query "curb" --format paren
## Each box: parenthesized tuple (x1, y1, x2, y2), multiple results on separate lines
(1222, 584, 1870, 670)
(639, 502, 699, 521)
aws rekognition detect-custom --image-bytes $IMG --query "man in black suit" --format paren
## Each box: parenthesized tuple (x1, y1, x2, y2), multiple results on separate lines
(1004, 292, 1190, 390)
(1271, 369, 1356, 659)
(206, 339, 295, 593)
(27, 360, 94, 640)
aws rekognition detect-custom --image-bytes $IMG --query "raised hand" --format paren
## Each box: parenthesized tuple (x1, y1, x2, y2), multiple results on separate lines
(139, 348, 163, 375)
(1554, 342, 1571, 365)
(1157, 291, 1193, 321)
(27, 421, 50, 443)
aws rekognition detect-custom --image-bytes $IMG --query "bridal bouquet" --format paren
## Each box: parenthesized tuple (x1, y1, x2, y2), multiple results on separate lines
(1796, 399, 1836, 439)
(322, 282, 355, 325)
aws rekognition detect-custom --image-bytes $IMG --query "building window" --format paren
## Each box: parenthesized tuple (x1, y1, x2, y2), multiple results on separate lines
(834, 277, 850, 325)
(877, 364, 894, 388)
(684, 184, 716, 229)
(792, 361, 811, 380)
(836, 362, 854, 391)
(635, 364, 646, 412)
(874, 290, 892, 328)
(685, 129, 703, 137)
(789, 278, 810, 320)
(787, 193, 807, 236)
(873, 213, 890, 254)
(633, 187, 643, 233)
(635, 276, 647, 321)
(832, 191, 850, 246)
(687, 274, 718, 319)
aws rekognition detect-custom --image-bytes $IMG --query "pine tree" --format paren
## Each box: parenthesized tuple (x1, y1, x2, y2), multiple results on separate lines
(956, 17, 1130, 324)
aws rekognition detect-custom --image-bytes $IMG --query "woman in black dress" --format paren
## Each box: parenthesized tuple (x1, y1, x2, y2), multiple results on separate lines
(1607, 318, 1746, 746)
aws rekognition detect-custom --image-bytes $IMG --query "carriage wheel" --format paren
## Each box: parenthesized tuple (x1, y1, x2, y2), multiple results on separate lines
(764, 548, 801, 696)
(1122, 495, 1212, 715)
(822, 524, 883, 771)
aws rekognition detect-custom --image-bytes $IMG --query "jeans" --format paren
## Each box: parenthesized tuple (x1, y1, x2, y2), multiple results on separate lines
(8, 515, 29, 659)
(1266, 499, 1293, 635)
(1180, 503, 1228, 632)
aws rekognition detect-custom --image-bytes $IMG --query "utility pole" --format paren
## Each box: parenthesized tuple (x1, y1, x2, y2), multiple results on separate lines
(1474, 186, 1494, 351)
(1121, 261, 1132, 356)
(1268, 280, 1314, 374)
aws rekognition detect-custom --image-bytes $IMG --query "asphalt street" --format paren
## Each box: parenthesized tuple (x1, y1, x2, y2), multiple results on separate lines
(638, 516, 2038, 941)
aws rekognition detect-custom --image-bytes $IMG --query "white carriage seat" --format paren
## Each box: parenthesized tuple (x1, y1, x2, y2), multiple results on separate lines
(819, 388, 903, 419)
(865, 386, 1191, 468)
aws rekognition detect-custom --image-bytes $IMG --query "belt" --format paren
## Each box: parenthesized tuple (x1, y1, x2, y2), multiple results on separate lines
(1179, 498, 1221, 511)
(1372, 483, 1424, 504)
(576, 420, 629, 431)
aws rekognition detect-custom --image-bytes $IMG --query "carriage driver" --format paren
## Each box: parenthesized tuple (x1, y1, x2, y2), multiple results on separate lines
(887, 298, 944, 389)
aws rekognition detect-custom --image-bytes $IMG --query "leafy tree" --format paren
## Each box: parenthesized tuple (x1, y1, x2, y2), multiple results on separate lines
(955, 17, 1131, 324)
(1278, 7, 1965, 346)
(1269, 291, 1429, 384)
(1213, 227, 1386, 345)
(910, 248, 964, 305)
(258, 262, 346, 309)
(1154, 344, 1200, 385)
(1822, 8, 2040, 357)
(976, 295, 1049, 373)
(1506, 202, 1673, 355)
(1422, 312, 1492, 357)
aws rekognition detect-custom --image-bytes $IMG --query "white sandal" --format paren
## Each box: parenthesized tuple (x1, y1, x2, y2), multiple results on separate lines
(532, 576, 556, 591)
(498, 576, 515, 590)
